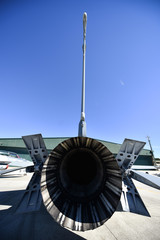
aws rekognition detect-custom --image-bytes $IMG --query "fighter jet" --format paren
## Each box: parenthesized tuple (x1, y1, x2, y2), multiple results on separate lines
(13, 12, 160, 232)
(0, 150, 33, 175)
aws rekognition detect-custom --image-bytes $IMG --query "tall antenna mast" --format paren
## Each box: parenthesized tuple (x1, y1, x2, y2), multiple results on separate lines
(78, 12, 87, 137)
(147, 136, 156, 167)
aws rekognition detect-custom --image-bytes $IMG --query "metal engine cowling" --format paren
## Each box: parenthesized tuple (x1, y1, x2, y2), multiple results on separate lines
(41, 137, 122, 231)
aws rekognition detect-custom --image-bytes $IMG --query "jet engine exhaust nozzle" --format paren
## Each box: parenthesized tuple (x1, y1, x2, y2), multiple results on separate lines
(41, 137, 122, 231)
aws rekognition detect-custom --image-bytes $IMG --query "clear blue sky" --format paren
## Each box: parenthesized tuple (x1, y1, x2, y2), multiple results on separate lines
(0, 0, 160, 157)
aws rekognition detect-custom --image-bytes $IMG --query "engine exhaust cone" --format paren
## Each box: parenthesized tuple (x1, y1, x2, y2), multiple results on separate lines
(41, 137, 122, 231)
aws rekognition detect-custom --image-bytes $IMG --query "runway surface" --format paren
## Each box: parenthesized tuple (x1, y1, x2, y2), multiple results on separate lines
(0, 171, 160, 240)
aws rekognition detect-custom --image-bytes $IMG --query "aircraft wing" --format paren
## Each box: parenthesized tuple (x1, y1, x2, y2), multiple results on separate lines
(0, 161, 11, 165)
(130, 169, 160, 190)
(0, 158, 33, 175)
(7, 158, 34, 168)
(131, 165, 157, 170)
(0, 166, 28, 175)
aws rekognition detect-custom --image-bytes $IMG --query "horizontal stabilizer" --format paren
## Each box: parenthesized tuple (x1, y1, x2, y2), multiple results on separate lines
(131, 170, 160, 190)
(119, 176, 150, 217)
(15, 172, 42, 213)
(116, 139, 145, 171)
(15, 134, 48, 213)
(22, 134, 48, 171)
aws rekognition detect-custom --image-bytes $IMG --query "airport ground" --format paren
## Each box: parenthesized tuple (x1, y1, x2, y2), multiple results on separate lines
(0, 171, 160, 240)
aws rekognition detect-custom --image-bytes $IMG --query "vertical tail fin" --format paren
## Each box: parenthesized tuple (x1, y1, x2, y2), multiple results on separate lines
(78, 12, 87, 137)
